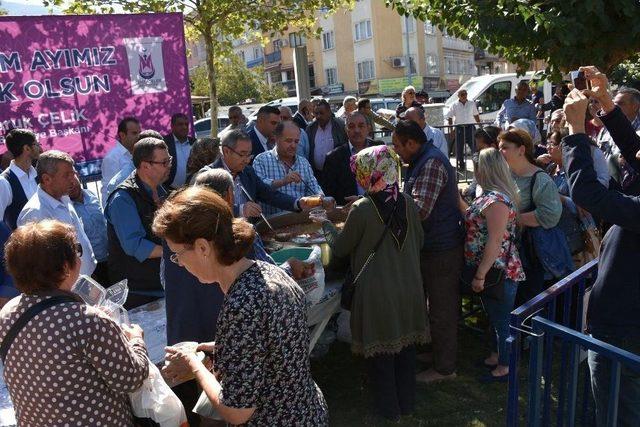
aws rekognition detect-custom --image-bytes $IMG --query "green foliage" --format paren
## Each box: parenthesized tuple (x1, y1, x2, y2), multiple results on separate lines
(42, 0, 353, 134)
(0, 1, 6, 15)
(190, 56, 287, 105)
(610, 55, 640, 90)
(386, 0, 640, 79)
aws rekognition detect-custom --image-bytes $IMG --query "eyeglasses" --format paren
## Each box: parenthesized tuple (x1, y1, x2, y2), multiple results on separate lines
(170, 247, 191, 264)
(146, 156, 173, 167)
(75, 243, 83, 258)
(225, 146, 254, 161)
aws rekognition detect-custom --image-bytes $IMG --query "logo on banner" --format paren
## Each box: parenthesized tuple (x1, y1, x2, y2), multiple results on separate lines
(138, 48, 156, 79)
(123, 37, 167, 94)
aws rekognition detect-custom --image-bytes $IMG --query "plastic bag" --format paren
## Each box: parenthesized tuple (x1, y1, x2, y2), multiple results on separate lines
(130, 360, 188, 427)
(294, 245, 325, 307)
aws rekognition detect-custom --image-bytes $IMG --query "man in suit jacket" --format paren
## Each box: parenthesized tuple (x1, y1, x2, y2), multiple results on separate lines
(163, 113, 196, 188)
(306, 99, 348, 187)
(248, 105, 281, 159)
(292, 99, 312, 131)
(323, 112, 379, 205)
(198, 129, 315, 218)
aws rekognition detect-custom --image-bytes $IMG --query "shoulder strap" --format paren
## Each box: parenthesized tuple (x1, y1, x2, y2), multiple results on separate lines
(529, 170, 543, 210)
(352, 200, 398, 284)
(0, 295, 77, 363)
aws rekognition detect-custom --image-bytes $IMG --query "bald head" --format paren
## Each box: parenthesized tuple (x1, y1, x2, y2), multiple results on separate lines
(404, 107, 426, 128)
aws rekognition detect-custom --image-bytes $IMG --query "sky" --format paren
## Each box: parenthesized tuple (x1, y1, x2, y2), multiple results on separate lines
(2, 0, 63, 15)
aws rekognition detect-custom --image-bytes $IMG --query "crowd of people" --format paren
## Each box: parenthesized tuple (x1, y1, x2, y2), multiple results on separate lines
(0, 66, 637, 426)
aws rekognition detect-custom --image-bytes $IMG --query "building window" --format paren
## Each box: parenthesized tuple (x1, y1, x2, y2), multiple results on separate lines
(253, 47, 262, 60)
(354, 20, 372, 41)
(357, 60, 375, 81)
(424, 20, 435, 35)
(322, 31, 335, 50)
(409, 56, 417, 74)
(325, 68, 337, 85)
(426, 54, 439, 75)
(273, 39, 282, 52)
(445, 58, 453, 74)
(269, 70, 282, 84)
(403, 17, 416, 34)
(289, 32, 306, 48)
(237, 51, 245, 62)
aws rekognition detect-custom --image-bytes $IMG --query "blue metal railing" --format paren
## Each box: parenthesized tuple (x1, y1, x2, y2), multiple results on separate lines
(507, 260, 596, 425)
(265, 50, 281, 64)
(506, 259, 640, 426)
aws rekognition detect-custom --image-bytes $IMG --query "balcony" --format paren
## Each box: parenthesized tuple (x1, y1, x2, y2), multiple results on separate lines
(246, 57, 264, 68)
(265, 50, 282, 64)
(443, 37, 473, 52)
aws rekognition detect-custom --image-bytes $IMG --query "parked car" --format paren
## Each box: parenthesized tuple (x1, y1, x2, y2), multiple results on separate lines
(194, 116, 230, 139)
(443, 71, 553, 123)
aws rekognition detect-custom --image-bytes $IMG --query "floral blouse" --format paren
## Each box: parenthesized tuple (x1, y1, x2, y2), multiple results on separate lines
(464, 191, 525, 282)
(214, 261, 329, 426)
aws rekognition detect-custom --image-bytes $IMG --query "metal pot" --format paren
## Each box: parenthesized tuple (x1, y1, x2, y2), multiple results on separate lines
(254, 209, 347, 269)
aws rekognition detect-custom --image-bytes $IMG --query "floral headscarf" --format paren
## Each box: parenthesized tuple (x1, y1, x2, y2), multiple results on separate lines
(350, 145, 402, 201)
(350, 145, 407, 248)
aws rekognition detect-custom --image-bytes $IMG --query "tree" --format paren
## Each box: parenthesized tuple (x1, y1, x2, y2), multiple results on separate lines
(191, 55, 287, 105)
(386, 0, 640, 79)
(45, 0, 353, 136)
(610, 55, 640, 90)
(0, 1, 7, 15)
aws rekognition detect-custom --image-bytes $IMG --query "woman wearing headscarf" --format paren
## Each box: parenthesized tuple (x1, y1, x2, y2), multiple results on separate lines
(313, 145, 427, 422)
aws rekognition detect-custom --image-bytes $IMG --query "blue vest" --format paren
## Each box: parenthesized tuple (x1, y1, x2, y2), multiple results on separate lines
(404, 143, 464, 252)
(1, 169, 28, 230)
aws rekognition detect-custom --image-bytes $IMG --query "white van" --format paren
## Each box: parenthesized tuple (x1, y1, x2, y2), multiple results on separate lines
(443, 71, 552, 123)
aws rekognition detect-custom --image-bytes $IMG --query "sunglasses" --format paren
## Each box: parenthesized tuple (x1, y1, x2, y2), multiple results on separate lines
(146, 156, 173, 167)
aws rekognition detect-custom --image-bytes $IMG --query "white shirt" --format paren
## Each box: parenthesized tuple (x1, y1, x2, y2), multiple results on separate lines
(18, 187, 97, 276)
(254, 127, 270, 152)
(0, 161, 38, 219)
(170, 135, 192, 188)
(313, 121, 334, 171)
(445, 100, 480, 125)
(101, 142, 132, 206)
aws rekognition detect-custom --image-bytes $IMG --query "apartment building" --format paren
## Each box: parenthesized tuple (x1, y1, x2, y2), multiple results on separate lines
(186, 1, 479, 99)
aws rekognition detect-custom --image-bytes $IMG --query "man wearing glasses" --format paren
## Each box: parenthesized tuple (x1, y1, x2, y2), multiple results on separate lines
(199, 129, 315, 219)
(105, 137, 171, 308)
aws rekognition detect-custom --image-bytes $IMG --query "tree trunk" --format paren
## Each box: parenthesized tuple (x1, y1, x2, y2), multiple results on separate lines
(202, 27, 218, 137)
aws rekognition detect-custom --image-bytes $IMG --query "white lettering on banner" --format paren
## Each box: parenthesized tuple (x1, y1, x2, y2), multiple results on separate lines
(122, 37, 167, 95)
(37, 109, 87, 126)
(48, 125, 90, 137)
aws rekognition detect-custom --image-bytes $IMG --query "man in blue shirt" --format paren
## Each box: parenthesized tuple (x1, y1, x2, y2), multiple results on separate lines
(495, 81, 538, 128)
(405, 106, 449, 157)
(105, 137, 170, 308)
(70, 175, 109, 286)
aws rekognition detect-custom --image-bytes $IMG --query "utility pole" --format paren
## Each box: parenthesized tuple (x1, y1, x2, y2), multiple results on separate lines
(405, 15, 412, 86)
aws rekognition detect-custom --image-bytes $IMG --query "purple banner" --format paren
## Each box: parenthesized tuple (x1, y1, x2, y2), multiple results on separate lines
(0, 13, 193, 176)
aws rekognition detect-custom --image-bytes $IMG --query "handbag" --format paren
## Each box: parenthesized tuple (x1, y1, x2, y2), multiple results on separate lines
(460, 264, 505, 301)
(460, 237, 513, 301)
(340, 201, 396, 311)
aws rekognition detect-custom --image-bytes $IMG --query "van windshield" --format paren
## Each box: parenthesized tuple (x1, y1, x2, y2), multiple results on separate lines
(444, 80, 484, 109)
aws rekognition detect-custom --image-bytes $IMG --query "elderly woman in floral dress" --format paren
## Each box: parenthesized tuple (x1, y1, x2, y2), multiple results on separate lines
(314, 145, 427, 422)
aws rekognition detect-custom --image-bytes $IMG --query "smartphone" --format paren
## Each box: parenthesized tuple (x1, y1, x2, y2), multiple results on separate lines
(571, 70, 591, 91)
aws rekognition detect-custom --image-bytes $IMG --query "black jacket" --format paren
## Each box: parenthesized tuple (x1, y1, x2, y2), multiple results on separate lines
(200, 158, 298, 217)
(322, 139, 378, 205)
(562, 106, 640, 334)
(163, 133, 196, 187)
(292, 111, 308, 131)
